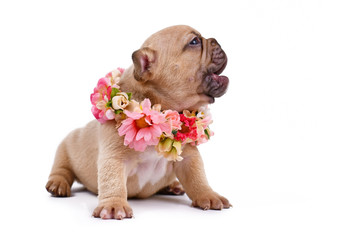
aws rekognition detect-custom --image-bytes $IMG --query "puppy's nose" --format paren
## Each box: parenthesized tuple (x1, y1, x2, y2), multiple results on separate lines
(209, 38, 221, 48)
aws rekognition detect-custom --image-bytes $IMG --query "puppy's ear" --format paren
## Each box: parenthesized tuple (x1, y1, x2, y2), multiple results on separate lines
(132, 47, 156, 82)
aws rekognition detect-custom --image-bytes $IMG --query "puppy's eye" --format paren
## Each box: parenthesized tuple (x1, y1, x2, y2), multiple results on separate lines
(189, 37, 201, 46)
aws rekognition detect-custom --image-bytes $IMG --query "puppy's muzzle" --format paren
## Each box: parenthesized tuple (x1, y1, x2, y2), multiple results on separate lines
(201, 38, 229, 101)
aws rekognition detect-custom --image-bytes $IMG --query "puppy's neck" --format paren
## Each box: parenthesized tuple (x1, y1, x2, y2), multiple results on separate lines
(119, 67, 208, 112)
(118, 67, 159, 105)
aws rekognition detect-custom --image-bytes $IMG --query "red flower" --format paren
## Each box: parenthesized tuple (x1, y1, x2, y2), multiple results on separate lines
(174, 114, 198, 142)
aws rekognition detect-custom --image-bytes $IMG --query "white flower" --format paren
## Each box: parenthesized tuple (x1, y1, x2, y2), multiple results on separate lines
(112, 69, 122, 85)
(109, 69, 122, 86)
(105, 109, 115, 120)
(112, 69, 121, 78)
(96, 100, 107, 110)
(112, 92, 130, 110)
(197, 106, 211, 118)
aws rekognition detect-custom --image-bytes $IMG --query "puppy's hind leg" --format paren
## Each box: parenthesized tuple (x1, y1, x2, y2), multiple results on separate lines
(157, 180, 185, 196)
(46, 141, 75, 197)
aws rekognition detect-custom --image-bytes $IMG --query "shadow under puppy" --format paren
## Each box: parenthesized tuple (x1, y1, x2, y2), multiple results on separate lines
(46, 25, 231, 220)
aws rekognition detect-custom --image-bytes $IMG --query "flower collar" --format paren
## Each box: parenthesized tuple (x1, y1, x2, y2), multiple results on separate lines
(90, 68, 213, 161)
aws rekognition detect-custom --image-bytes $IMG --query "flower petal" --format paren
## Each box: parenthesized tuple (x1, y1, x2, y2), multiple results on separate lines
(90, 93, 101, 104)
(149, 124, 162, 137)
(159, 122, 172, 135)
(105, 109, 115, 120)
(141, 98, 152, 110)
(126, 100, 141, 112)
(143, 129, 153, 142)
(124, 127, 137, 145)
(172, 140, 182, 155)
(136, 128, 146, 141)
(131, 138, 148, 152)
(158, 138, 173, 152)
(118, 119, 135, 136)
(124, 110, 143, 119)
(150, 112, 165, 124)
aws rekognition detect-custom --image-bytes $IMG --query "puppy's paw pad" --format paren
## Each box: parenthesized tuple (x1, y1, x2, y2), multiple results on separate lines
(45, 177, 71, 197)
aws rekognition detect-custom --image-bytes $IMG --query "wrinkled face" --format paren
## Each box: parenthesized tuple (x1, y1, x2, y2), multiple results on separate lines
(132, 25, 229, 111)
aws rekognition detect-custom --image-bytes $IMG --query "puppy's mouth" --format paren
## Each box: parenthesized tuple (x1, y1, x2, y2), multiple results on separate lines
(201, 60, 229, 103)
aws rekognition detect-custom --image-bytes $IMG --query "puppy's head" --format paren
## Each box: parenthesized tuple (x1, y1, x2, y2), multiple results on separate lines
(132, 25, 229, 111)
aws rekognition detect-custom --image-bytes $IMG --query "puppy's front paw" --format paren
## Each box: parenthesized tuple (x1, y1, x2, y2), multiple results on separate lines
(92, 199, 133, 220)
(192, 191, 231, 210)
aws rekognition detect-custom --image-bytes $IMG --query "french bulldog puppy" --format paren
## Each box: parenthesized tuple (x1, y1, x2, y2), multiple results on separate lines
(46, 25, 230, 220)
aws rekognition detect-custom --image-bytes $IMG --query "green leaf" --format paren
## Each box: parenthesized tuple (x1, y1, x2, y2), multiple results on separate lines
(204, 129, 210, 139)
(126, 92, 132, 101)
(111, 88, 120, 98)
(172, 130, 178, 136)
(106, 101, 112, 108)
(114, 109, 122, 115)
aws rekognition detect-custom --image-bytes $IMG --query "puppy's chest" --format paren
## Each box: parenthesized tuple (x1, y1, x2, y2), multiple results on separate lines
(127, 149, 172, 189)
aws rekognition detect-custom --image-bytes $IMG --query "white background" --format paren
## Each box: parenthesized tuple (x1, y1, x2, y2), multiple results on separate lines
(1, 0, 359, 239)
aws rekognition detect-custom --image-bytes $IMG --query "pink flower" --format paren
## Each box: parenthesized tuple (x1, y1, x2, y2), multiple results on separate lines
(105, 68, 125, 87)
(174, 114, 198, 142)
(164, 110, 181, 134)
(194, 128, 214, 145)
(193, 107, 213, 145)
(90, 77, 115, 123)
(117, 99, 170, 151)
